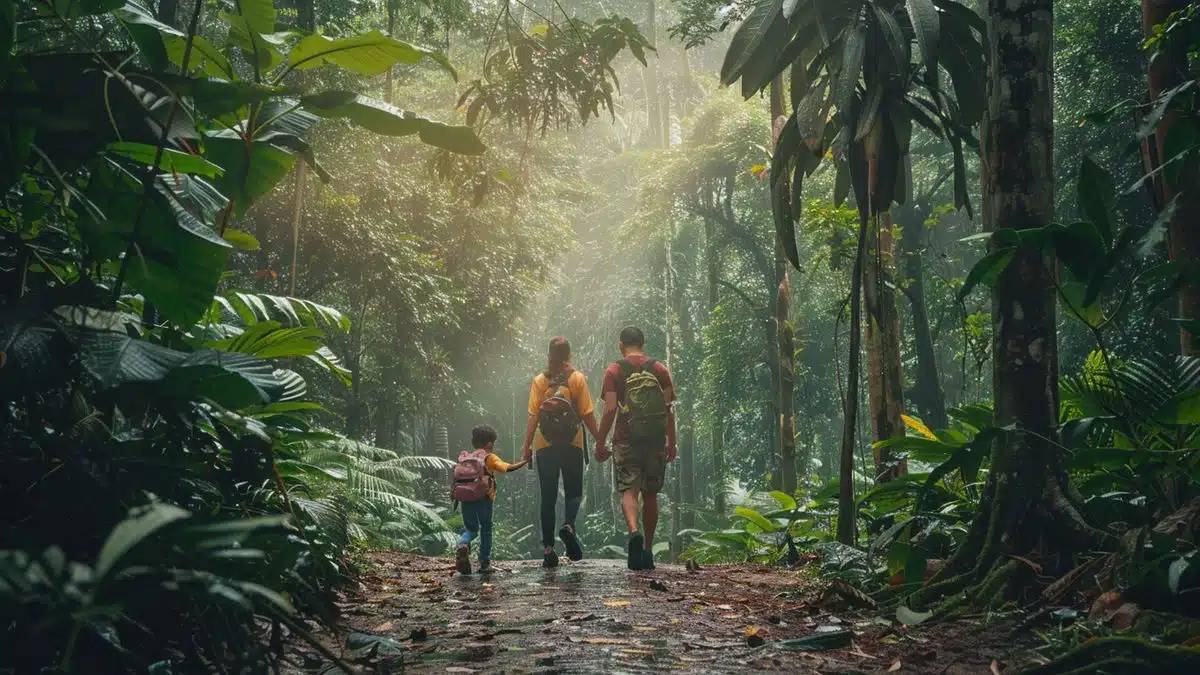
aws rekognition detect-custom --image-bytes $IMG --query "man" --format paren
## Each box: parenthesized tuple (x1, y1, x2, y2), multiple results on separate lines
(596, 326, 676, 571)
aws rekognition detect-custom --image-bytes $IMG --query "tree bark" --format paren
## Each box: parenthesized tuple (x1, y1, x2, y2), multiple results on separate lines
(899, 205, 948, 430)
(770, 77, 797, 494)
(645, 1, 662, 148)
(1142, 0, 1200, 354)
(705, 216, 727, 515)
(864, 210, 907, 481)
(913, 0, 1109, 609)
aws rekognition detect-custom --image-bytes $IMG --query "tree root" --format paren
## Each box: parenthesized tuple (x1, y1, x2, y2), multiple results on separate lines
(1018, 637, 1200, 675)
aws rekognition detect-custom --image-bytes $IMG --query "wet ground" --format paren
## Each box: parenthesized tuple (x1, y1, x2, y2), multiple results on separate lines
(283, 552, 1031, 674)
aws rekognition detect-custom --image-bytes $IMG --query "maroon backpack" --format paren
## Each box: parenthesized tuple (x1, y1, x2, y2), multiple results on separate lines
(451, 449, 491, 502)
(537, 368, 580, 446)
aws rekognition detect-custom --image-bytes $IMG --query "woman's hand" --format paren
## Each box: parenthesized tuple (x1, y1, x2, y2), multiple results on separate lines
(594, 440, 610, 463)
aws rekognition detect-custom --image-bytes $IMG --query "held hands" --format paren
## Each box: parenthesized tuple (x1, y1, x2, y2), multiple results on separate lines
(594, 439, 610, 463)
(510, 459, 530, 471)
(521, 444, 533, 467)
(666, 442, 677, 463)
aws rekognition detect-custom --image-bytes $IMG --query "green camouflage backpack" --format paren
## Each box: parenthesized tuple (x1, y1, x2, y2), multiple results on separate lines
(618, 358, 667, 445)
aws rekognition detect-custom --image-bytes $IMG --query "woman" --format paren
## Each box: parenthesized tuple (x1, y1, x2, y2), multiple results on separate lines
(521, 337, 602, 567)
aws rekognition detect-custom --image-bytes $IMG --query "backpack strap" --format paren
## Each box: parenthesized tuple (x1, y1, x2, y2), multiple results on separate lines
(617, 358, 636, 378)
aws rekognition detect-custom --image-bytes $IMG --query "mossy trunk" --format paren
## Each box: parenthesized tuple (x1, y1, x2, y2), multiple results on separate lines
(864, 210, 907, 482)
(912, 0, 1108, 609)
(1141, 0, 1200, 354)
(770, 78, 797, 494)
(705, 217, 727, 515)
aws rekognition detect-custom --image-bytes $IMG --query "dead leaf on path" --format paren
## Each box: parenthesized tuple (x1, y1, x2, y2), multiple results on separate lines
(667, 596, 685, 602)
(372, 620, 394, 632)
(888, 657, 903, 671)
(633, 625, 658, 632)
(621, 648, 654, 656)
(445, 668, 477, 674)
(480, 610, 505, 615)
(569, 636, 629, 645)
(991, 659, 1002, 674)
(671, 618, 681, 625)
(721, 614, 741, 619)
(603, 600, 631, 607)
(716, 604, 734, 610)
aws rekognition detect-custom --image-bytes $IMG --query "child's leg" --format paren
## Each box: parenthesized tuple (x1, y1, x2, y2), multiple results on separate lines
(459, 501, 480, 547)
(478, 500, 494, 566)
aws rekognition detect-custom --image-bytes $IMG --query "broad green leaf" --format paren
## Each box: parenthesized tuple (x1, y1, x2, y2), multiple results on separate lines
(1050, 220, 1108, 282)
(734, 506, 780, 533)
(205, 131, 298, 216)
(1078, 156, 1118, 246)
(302, 92, 485, 154)
(720, 0, 784, 86)
(287, 31, 455, 78)
(95, 504, 192, 580)
(957, 247, 1016, 301)
(106, 142, 223, 177)
(1156, 389, 1200, 425)
(896, 605, 933, 625)
(164, 34, 235, 79)
(115, 0, 181, 70)
(236, 0, 276, 35)
(1058, 281, 1103, 327)
(834, 13, 867, 117)
(81, 162, 231, 326)
(906, 0, 939, 85)
(222, 229, 260, 251)
(768, 490, 798, 511)
(221, 11, 284, 73)
(782, 0, 808, 20)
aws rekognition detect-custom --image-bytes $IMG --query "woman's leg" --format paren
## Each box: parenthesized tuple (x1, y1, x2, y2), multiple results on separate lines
(562, 445, 584, 527)
(536, 449, 561, 551)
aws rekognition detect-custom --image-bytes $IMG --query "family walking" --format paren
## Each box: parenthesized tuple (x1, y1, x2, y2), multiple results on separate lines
(451, 326, 677, 575)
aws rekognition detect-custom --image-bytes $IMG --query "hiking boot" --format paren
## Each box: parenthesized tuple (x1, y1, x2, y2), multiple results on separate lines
(455, 544, 471, 575)
(627, 532, 644, 571)
(478, 562, 494, 574)
(559, 524, 584, 561)
(641, 549, 656, 570)
(542, 550, 560, 568)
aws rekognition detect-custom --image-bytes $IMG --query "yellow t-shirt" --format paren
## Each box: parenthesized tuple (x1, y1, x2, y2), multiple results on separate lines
(527, 369, 594, 450)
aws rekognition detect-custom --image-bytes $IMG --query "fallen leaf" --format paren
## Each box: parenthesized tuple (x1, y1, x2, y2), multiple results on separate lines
(716, 604, 734, 610)
(721, 614, 742, 619)
(603, 600, 631, 607)
(888, 657, 903, 672)
(445, 668, 476, 674)
(372, 620, 394, 632)
(569, 636, 629, 645)
(634, 625, 659, 632)
(896, 606, 934, 626)
(990, 659, 1002, 675)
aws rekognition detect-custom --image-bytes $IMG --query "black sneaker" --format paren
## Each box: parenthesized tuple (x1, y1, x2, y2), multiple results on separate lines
(478, 562, 494, 574)
(627, 532, 644, 571)
(542, 550, 560, 568)
(455, 544, 471, 575)
(642, 549, 656, 570)
(560, 525, 584, 561)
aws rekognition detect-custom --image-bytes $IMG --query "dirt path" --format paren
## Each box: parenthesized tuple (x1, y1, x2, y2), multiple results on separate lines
(285, 552, 1031, 674)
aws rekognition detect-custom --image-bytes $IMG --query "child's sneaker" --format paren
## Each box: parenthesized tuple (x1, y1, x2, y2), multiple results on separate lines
(455, 544, 471, 575)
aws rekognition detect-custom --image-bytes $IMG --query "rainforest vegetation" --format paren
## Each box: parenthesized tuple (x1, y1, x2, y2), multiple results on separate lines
(1, 0, 1198, 672)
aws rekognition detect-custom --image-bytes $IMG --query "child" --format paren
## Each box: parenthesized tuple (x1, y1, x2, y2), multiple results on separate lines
(454, 424, 527, 575)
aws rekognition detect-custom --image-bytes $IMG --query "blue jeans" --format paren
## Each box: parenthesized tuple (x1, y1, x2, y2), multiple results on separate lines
(459, 499, 494, 565)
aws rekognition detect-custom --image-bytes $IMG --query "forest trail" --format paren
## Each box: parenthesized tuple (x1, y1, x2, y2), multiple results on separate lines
(286, 552, 1028, 674)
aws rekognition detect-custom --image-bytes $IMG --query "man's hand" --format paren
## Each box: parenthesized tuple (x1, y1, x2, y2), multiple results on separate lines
(665, 442, 677, 463)
(521, 444, 533, 465)
(594, 440, 610, 463)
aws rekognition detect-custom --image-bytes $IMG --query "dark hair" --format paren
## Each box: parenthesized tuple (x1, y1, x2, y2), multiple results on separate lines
(472, 424, 498, 449)
(545, 336, 571, 377)
(619, 326, 645, 348)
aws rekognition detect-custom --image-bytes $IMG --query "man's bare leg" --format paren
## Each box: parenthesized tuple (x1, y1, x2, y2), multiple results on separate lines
(642, 491, 658, 549)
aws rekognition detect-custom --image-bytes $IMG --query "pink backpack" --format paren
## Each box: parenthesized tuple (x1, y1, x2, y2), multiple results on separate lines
(451, 449, 492, 502)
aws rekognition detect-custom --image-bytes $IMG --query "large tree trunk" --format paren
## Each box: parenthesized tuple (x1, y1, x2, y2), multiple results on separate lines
(899, 205, 949, 430)
(705, 217, 727, 515)
(770, 78, 797, 494)
(1142, 0, 1200, 354)
(864, 210, 907, 482)
(914, 0, 1108, 609)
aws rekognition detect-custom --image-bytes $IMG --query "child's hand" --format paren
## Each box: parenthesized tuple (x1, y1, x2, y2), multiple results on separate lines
(510, 459, 529, 471)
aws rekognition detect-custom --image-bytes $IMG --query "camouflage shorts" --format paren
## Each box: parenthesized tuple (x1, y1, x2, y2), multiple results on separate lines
(613, 440, 667, 494)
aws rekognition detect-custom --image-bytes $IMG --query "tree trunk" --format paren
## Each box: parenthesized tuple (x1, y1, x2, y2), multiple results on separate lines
(705, 217, 727, 515)
(864, 210, 907, 481)
(914, 0, 1109, 609)
(899, 205, 948, 430)
(645, 1, 662, 148)
(770, 78, 795, 493)
(677, 273, 697, 528)
(1142, 0, 1200, 354)
(156, 0, 179, 25)
(838, 215, 868, 546)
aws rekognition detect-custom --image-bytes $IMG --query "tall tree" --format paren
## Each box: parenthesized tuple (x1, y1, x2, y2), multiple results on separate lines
(1141, 0, 1200, 354)
(864, 208, 907, 481)
(770, 78, 798, 494)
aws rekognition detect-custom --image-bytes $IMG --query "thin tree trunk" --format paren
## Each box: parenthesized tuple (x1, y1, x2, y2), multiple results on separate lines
(1142, 0, 1200, 354)
(838, 217, 868, 546)
(899, 206, 948, 430)
(645, 1, 662, 148)
(864, 210, 907, 481)
(769, 78, 797, 494)
(705, 217, 727, 514)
